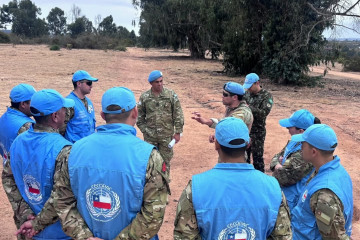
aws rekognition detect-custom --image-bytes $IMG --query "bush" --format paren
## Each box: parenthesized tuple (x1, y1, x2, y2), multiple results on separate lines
(114, 45, 127, 51)
(0, 31, 10, 43)
(50, 45, 60, 51)
(343, 56, 360, 72)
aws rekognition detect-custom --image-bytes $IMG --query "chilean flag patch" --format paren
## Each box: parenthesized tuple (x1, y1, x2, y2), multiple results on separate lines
(27, 182, 40, 194)
(93, 194, 112, 209)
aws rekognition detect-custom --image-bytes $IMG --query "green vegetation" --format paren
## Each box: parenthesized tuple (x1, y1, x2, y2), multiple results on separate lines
(49, 44, 60, 51)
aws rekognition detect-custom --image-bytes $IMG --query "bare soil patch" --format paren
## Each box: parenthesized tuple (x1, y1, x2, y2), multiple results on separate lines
(0, 44, 359, 239)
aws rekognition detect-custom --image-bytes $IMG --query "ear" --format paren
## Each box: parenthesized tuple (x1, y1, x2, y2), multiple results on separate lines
(51, 112, 58, 123)
(100, 111, 106, 121)
(19, 101, 27, 110)
(299, 129, 305, 134)
(132, 106, 138, 119)
(214, 139, 220, 151)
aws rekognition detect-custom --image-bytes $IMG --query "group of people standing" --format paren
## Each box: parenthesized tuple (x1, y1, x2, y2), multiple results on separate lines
(0, 69, 353, 240)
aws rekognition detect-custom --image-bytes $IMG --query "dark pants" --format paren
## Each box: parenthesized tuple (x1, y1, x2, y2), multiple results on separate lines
(246, 131, 266, 172)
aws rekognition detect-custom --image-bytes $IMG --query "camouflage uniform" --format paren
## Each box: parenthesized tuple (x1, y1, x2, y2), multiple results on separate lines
(1, 122, 33, 240)
(209, 100, 253, 131)
(244, 89, 273, 172)
(59, 107, 75, 136)
(306, 171, 351, 239)
(174, 180, 292, 240)
(34, 149, 170, 239)
(270, 141, 313, 186)
(137, 87, 184, 171)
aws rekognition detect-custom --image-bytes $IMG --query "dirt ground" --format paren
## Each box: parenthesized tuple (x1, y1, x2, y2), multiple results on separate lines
(0, 44, 359, 239)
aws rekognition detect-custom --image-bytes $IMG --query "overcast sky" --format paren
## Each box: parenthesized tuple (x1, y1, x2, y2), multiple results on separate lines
(0, 0, 359, 39)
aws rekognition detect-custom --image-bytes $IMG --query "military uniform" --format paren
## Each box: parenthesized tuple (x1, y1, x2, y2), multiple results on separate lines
(244, 89, 273, 172)
(174, 178, 292, 240)
(137, 87, 184, 171)
(270, 141, 314, 210)
(210, 100, 253, 131)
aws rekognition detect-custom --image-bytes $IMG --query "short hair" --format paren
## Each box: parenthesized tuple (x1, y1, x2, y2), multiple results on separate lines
(103, 104, 132, 122)
(308, 142, 335, 156)
(219, 139, 247, 158)
(31, 106, 52, 124)
(295, 117, 321, 131)
(72, 81, 77, 89)
(11, 100, 30, 110)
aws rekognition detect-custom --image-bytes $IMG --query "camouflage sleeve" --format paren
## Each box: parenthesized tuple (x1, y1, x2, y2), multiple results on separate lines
(116, 149, 170, 240)
(173, 180, 201, 240)
(270, 148, 285, 171)
(267, 192, 292, 240)
(310, 189, 350, 240)
(272, 150, 314, 187)
(51, 146, 93, 239)
(172, 92, 184, 133)
(59, 107, 74, 136)
(249, 91, 273, 119)
(136, 94, 148, 135)
(32, 146, 72, 232)
(17, 122, 32, 135)
(1, 158, 34, 227)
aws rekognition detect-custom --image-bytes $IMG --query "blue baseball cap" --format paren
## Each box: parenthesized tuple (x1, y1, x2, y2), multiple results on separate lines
(10, 83, 36, 103)
(279, 109, 315, 130)
(223, 82, 245, 95)
(72, 70, 98, 82)
(291, 124, 338, 151)
(102, 87, 136, 114)
(148, 70, 163, 83)
(215, 117, 250, 148)
(30, 89, 75, 116)
(243, 73, 259, 89)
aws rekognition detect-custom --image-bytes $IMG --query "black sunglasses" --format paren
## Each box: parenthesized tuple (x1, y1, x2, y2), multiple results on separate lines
(81, 81, 92, 86)
(223, 92, 233, 97)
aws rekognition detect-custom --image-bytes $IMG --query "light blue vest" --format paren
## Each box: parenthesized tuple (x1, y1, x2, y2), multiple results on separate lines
(192, 163, 282, 239)
(68, 124, 157, 239)
(65, 92, 96, 143)
(281, 141, 313, 211)
(0, 107, 34, 164)
(292, 156, 353, 239)
(10, 128, 72, 240)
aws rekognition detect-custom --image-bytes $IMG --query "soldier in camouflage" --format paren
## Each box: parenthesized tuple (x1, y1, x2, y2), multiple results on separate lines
(137, 70, 184, 172)
(243, 73, 273, 172)
(192, 82, 253, 132)
(0, 84, 36, 240)
(290, 124, 353, 239)
(174, 118, 292, 239)
(18, 87, 170, 240)
(270, 109, 320, 211)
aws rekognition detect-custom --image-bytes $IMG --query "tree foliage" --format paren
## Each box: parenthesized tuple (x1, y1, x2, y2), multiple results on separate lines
(68, 16, 93, 37)
(47, 7, 66, 35)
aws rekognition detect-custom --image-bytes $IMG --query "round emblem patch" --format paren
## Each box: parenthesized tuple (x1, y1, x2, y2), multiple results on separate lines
(86, 184, 121, 222)
(218, 221, 255, 240)
(23, 174, 42, 204)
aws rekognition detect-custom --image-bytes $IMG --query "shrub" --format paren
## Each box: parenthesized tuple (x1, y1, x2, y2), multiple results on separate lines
(115, 45, 127, 51)
(0, 31, 10, 43)
(50, 45, 60, 51)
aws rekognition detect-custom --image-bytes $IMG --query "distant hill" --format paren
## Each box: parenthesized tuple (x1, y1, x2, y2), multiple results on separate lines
(328, 38, 360, 42)
(0, 29, 11, 34)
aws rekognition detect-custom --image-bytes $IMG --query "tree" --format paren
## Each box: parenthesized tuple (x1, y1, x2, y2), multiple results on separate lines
(70, 4, 81, 23)
(47, 7, 66, 35)
(67, 16, 92, 37)
(98, 15, 117, 36)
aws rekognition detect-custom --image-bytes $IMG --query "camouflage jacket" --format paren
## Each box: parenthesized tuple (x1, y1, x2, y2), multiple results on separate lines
(1, 121, 34, 228)
(270, 141, 314, 187)
(210, 100, 253, 131)
(244, 88, 273, 133)
(307, 172, 350, 239)
(137, 88, 184, 139)
(37, 148, 170, 239)
(173, 180, 292, 240)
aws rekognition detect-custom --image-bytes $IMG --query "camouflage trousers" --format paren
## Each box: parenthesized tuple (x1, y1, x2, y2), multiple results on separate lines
(246, 131, 266, 172)
(144, 135, 173, 173)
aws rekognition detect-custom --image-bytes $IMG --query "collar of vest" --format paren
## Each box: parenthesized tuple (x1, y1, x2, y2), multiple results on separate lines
(318, 155, 340, 172)
(214, 162, 255, 170)
(96, 123, 136, 136)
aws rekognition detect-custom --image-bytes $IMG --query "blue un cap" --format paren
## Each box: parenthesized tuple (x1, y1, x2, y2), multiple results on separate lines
(291, 124, 338, 151)
(215, 117, 250, 148)
(10, 83, 36, 103)
(30, 89, 75, 116)
(72, 70, 98, 82)
(279, 109, 315, 130)
(102, 87, 136, 114)
(148, 70, 163, 83)
(223, 82, 245, 95)
(243, 73, 259, 89)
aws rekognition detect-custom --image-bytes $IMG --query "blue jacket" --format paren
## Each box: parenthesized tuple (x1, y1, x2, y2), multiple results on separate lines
(68, 124, 157, 239)
(192, 163, 282, 239)
(0, 107, 34, 163)
(292, 156, 353, 239)
(65, 92, 96, 143)
(10, 128, 72, 240)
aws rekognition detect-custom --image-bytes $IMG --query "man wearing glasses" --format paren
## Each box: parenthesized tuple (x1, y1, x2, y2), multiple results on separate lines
(65, 70, 98, 143)
(192, 82, 253, 134)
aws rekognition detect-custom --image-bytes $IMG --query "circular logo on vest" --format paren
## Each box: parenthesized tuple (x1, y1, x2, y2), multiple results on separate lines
(301, 189, 308, 202)
(23, 175, 42, 204)
(86, 184, 121, 222)
(88, 105, 94, 113)
(218, 221, 255, 240)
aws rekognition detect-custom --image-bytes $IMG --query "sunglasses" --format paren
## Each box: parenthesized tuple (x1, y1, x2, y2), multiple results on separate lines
(223, 92, 233, 97)
(81, 81, 93, 86)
